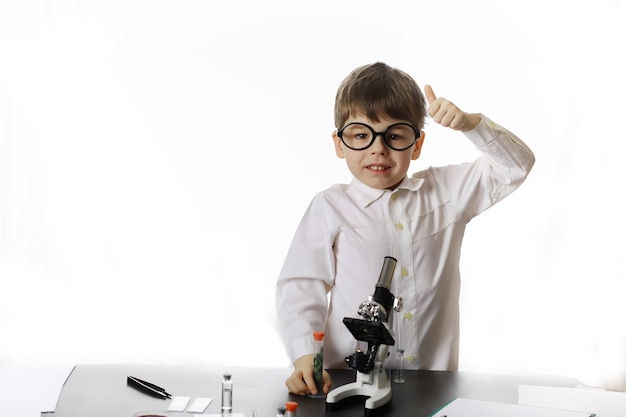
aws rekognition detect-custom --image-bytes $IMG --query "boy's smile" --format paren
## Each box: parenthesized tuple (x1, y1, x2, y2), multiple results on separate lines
(333, 115, 424, 190)
(367, 164, 390, 171)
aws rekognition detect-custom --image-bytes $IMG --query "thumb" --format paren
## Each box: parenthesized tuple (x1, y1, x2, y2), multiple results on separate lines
(424, 84, 436, 104)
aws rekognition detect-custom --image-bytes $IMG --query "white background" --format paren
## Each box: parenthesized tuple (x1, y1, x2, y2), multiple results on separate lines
(1, 0, 625, 391)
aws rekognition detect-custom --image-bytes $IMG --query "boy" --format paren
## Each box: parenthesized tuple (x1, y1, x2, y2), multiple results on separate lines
(275, 62, 535, 396)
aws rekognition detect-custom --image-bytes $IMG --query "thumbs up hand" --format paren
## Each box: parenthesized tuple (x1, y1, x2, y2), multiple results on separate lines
(424, 85, 481, 132)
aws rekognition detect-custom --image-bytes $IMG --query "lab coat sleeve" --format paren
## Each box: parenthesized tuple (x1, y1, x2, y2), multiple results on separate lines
(433, 114, 536, 220)
(275, 192, 338, 364)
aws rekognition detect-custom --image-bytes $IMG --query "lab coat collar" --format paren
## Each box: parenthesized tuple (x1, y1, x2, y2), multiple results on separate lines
(348, 175, 425, 208)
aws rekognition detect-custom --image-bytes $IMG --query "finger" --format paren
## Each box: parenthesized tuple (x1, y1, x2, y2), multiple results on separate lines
(448, 112, 466, 130)
(322, 370, 333, 394)
(428, 100, 441, 119)
(431, 100, 461, 127)
(302, 372, 319, 394)
(439, 110, 457, 128)
(424, 84, 437, 104)
(288, 381, 309, 396)
(430, 104, 448, 124)
(285, 373, 310, 396)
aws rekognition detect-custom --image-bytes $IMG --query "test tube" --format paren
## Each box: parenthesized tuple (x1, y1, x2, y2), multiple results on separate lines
(312, 331, 325, 397)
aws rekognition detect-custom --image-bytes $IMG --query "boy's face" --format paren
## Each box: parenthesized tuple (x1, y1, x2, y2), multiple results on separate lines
(332, 114, 424, 190)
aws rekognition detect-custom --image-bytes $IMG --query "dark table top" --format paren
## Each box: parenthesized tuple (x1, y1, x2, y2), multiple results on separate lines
(49, 364, 580, 417)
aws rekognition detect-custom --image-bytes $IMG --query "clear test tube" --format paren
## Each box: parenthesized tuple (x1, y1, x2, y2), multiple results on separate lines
(312, 331, 325, 397)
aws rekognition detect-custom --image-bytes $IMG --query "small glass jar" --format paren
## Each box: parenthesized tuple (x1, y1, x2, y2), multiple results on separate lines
(393, 349, 406, 383)
(221, 373, 233, 412)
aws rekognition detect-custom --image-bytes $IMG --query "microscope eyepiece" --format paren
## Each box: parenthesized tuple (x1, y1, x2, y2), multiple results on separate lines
(376, 256, 397, 289)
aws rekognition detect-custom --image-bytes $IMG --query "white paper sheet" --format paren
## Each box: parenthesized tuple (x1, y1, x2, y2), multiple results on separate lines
(519, 385, 626, 417)
(0, 363, 74, 417)
(431, 397, 593, 417)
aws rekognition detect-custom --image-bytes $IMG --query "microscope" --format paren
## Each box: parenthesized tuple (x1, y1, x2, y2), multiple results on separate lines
(326, 256, 402, 415)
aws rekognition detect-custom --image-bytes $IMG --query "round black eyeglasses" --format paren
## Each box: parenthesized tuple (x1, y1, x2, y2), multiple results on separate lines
(337, 122, 420, 151)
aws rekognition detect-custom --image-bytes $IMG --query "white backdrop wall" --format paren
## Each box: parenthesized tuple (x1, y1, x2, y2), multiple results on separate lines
(1, 0, 625, 390)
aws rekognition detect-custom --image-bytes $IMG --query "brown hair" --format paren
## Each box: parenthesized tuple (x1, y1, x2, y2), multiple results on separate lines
(334, 62, 427, 130)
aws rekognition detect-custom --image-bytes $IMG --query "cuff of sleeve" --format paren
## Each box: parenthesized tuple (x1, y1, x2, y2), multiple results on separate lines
(463, 114, 505, 148)
(288, 335, 314, 364)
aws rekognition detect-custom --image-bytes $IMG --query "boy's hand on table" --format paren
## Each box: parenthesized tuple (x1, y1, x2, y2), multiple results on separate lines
(285, 354, 332, 396)
(425, 85, 481, 132)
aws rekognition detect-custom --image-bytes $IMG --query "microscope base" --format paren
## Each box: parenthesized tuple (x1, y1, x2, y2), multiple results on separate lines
(326, 363, 391, 413)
